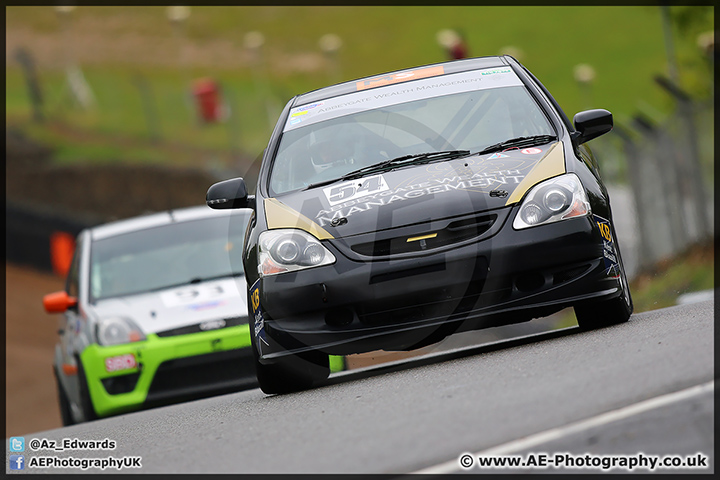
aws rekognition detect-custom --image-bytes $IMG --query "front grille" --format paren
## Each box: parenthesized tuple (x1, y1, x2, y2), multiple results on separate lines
(101, 372, 140, 395)
(552, 264, 591, 286)
(356, 281, 512, 327)
(350, 213, 496, 257)
(369, 262, 446, 284)
(145, 349, 257, 404)
(358, 255, 508, 326)
(155, 316, 248, 338)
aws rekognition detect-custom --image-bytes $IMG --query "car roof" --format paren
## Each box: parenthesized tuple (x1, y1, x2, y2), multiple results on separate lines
(89, 205, 253, 241)
(292, 55, 511, 107)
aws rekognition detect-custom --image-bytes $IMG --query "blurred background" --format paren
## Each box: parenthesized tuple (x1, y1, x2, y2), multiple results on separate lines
(5, 5, 714, 436)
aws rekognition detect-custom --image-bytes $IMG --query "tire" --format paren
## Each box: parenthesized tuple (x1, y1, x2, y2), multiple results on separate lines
(53, 367, 75, 426)
(250, 332, 330, 395)
(575, 245, 633, 330)
(76, 358, 98, 422)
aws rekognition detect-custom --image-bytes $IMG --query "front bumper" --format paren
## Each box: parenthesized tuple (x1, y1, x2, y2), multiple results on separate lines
(255, 211, 622, 360)
(80, 325, 254, 418)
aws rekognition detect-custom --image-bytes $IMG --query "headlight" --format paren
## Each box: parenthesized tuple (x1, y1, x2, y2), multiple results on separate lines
(96, 317, 146, 346)
(513, 173, 591, 229)
(258, 229, 336, 276)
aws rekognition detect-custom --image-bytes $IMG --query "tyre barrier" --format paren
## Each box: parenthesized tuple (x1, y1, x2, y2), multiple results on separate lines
(6, 201, 102, 274)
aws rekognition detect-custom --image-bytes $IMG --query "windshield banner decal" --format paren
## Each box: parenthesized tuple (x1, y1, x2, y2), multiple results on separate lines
(284, 67, 521, 132)
(356, 66, 445, 91)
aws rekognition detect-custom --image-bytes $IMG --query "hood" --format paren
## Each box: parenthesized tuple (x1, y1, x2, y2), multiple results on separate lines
(90, 277, 248, 335)
(267, 142, 565, 238)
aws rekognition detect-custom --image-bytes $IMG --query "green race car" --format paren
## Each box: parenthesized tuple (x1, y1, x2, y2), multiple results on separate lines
(43, 205, 344, 424)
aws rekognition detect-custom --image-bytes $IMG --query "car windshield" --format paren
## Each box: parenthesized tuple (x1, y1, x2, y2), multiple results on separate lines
(269, 67, 554, 195)
(89, 214, 251, 302)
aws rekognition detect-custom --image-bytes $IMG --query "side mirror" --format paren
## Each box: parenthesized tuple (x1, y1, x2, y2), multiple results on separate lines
(572, 109, 613, 145)
(43, 291, 78, 314)
(206, 177, 254, 209)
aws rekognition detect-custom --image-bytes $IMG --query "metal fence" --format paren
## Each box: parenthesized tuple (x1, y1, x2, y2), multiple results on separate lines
(609, 96, 714, 273)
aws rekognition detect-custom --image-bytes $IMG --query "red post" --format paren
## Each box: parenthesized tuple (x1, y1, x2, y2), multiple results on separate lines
(192, 78, 222, 123)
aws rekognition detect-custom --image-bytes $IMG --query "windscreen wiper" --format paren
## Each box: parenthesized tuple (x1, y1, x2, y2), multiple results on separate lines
(304, 149, 471, 190)
(187, 272, 244, 284)
(145, 272, 244, 292)
(474, 135, 557, 156)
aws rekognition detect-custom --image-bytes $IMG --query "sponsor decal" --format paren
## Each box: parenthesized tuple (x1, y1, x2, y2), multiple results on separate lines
(104, 354, 137, 373)
(249, 280, 269, 347)
(481, 67, 513, 76)
(199, 319, 226, 331)
(160, 280, 237, 308)
(356, 66, 445, 91)
(488, 152, 510, 159)
(313, 156, 536, 227)
(521, 147, 543, 155)
(314, 170, 526, 226)
(323, 174, 389, 206)
(287, 103, 323, 127)
(186, 299, 227, 311)
(594, 215, 620, 278)
(295, 102, 323, 112)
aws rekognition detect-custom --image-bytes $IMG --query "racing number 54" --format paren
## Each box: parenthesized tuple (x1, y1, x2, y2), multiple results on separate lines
(328, 176, 384, 204)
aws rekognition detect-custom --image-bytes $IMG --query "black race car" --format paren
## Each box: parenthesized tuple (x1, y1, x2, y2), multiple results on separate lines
(207, 55, 633, 394)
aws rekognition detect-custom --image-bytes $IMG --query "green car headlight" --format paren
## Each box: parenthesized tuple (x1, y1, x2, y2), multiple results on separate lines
(96, 317, 146, 346)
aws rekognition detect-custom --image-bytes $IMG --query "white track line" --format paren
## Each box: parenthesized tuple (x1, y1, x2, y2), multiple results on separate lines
(414, 380, 714, 474)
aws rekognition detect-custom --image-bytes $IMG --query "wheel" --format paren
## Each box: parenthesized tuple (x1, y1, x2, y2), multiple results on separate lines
(575, 238, 633, 330)
(76, 358, 98, 422)
(250, 332, 330, 395)
(53, 367, 75, 426)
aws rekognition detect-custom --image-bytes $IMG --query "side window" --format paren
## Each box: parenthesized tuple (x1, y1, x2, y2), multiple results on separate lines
(521, 66, 574, 132)
(65, 235, 83, 298)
